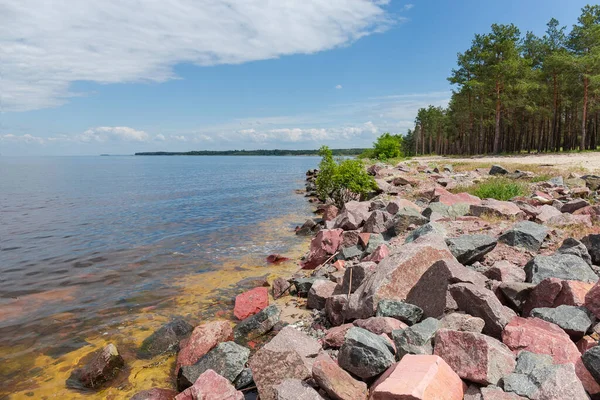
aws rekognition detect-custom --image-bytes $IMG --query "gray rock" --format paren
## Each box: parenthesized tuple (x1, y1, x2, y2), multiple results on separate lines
(291, 277, 321, 297)
(548, 176, 564, 186)
(365, 233, 385, 254)
(440, 312, 485, 333)
(363, 210, 391, 234)
(514, 351, 554, 375)
(307, 280, 337, 310)
(422, 202, 470, 219)
(138, 318, 193, 358)
(338, 245, 363, 261)
(390, 207, 429, 235)
(233, 368, 254, 389)
(490, 165, 509, 175)
(557, 237, 593, 266)
(498, 282, 536, 313)
(273, 379, 324, 400)
(530, 305, 595, 340)
(177, 341, 250, 391)
(524, 253, 599, 284)
(498, 221, 549, 252)
(583, 346, 600, 383)
(582, 234, 600, 265)
(376, 300, 423, 325)
(338, 327, 395, 379)
(561, 198, 590, 214)
(297, 219, 318, 236)
(404, 222, 446, 243)
(582, 175, 600, 191)
(341, 262, 377, 295)
(391, 317, 440, 360)
(446, 234, 497, 265)
(234, 305, 280, 343)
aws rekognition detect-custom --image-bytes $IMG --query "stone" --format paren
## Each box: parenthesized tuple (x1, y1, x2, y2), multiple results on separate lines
(341, 230, 361, 247)
(440, 313, 485, 333)
(362, 244, 389, 263)
(130, 388, 178, 400)
(178, 341, 249, 391)
(390, 207, 429, 235)
(340, 262, 377, 295)
(470, 199, 525, 220)
(407, 259, 487, 319)
(139, 318, 193, 359)
(499, 282, 535, 313)
(307, 280, 337, 310)
(338, 327, 395, 379)
(292, 277, 322, 298)
(480, 387, 527, 399)
(176, 321, 233, 374)
(558, 238, 593, 266)
(392, 317, 440, 360)
(530, 305, 595, 340)
(370, 355, 465, 400)
(322, 205, 339, 221)
(174, 369, 243, 400)
(561, 198, 590, 214)
(323, 323, 354, 348)
(435, 189, 482, 207)
(66, 344, 125, 390)
(363, 210, 392, 234)
(273, 379, 324, 400)
(535, 205, 562, 223)
(232, 368, 253, 390)
(522, 277, 595, 316)
(303, 229, 344, 269)
(296, 219, 318, 236)
(498, 221, 548, 252)
(386, 198, 421, 214)
(582, 175, 600, 190)
(525, 253, 598, 284)
(234, 287, 269, 320)
(547, 213, 593, 228)
(582, 234, 600, 265)
(233, 304, 280, 343)
(434, 329, 516, 385)
(574, 205, 600, 221)
(446, 234, 497, 265)
(325, 294, 348, 326)
(272, 277, 291, 299)
(249, 327, 322, 400)
(338, 245, 363, 261)
(404, 222, 447, 243)
(583, 346, 600, 383)
(450, 282, 517, 338)
(585, 281, 600, 319)
(422, 202, 470, 219)
(333, 201, 371, 231)
(365, 233, 385, 254)
(312, 352, 368, 400)
(577, 336, 598, 355)
(490, 165, 509, 175)
(376, 300, 423, 325)
(354, 316, 407, 335)
(484, 261, 526, 283)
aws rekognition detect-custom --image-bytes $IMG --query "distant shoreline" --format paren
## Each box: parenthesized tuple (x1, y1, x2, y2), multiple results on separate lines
(134, 149, 365, 156)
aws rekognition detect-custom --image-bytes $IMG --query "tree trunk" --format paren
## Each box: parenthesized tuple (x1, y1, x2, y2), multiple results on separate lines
(582, 75, 589, 151)
(493, 81, 502, 153)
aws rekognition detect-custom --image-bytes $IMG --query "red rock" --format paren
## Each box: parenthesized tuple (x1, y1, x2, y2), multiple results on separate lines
(353, 317, 408, 335)
(533, 191, 554, 204)
(266, 254, 290, 264)
(174, 369, 243, 400)
(548, 213, 593, 227)
(332, 260, 345, 271)
(470, 199, 525, 219)
(176, 321, 233, 374)
(434, 187, 481, 206)
(522, 278, 593, 316)
(479, 387, 527, 399)
(371, 355, 466, 400)
(323, 324, 354, 348)
(535, 205, 562, 223)
(358, 232, 371, 248)
(502, 316, 600, 396)
(323, 205, 339, 221)
(131, 388, 178, 400)
(586, 281, 600, 319)
(362, 244, 389, 263)
(303, 229, 344, 269)
(312, 352, 368, 400)
(577, 335, 598, 355)
(333, 201, 371, 230)
(325, 294, 348, 326)
(307, 280, 337, 310)
(433, 329, 516, 385)
(66, 343, 124, 390)
(234, 287, 269, 320)
(484, 261, 526, 283)
(272, 277, 291, 299)
(386, 199, 421, 214)
(342, 230, 361, 247)
(557, 280, 594, 307)
(574, 205, 600, 220)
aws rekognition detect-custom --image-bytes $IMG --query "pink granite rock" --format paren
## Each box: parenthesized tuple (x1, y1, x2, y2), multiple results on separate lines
(547, 213, 593, 228)
(524, 278, 594, 316)
(585, 280, 600, 319)
(307, 280, 337, 310)
(484, 261, 526, 283)
(322, 205, 339, 221)
(353, 317, 408, 335)
(362, 244, 389, 263)
(303, 229, 344, 269)
(322, 323, 354, 348)
(174, 369, 243, 400)
(234, 287, 269, 320)
(470, 199, 525, 219)
(312, 352, 368, 400)
(176, 321, 232, 374)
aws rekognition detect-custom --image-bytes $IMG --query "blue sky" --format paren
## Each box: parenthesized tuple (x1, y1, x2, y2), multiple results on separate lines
(0, 0, 592, 155)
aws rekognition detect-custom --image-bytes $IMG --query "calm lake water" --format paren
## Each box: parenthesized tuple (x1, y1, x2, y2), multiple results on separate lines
(0, 155, 317, 398)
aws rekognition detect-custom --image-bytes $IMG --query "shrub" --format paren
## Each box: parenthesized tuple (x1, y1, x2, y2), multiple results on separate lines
(315, 146, 377, 207)
(457, 177, 526, 201)
(372, 133, 403, 160)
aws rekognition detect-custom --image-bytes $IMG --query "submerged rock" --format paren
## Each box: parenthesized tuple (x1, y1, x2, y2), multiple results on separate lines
(66, 343, 125, 390)
(130, 388, 178, 400)
(139, 318, 193, 359)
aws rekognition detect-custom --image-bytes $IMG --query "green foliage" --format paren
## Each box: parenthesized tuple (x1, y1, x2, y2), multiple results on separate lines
(458, 178, 527, 201)
(529, 174, 552, 183)
(372, 133, 404, 160)
(315, 145, 377, 207)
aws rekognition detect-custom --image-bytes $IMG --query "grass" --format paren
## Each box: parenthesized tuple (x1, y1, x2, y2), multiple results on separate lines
(453, 177, 527, 201)
(529, 174, 552, 183)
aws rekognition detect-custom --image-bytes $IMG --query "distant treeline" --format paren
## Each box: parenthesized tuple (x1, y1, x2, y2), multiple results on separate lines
(408, 5, 600, 156)
(135, 149, 366, 156)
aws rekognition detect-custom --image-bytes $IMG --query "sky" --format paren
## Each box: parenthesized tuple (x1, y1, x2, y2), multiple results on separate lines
(0, 0, 593, 155)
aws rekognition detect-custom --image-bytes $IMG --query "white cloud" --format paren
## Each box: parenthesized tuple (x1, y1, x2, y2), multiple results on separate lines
(1, 0, 395, 112)
(77, 127, 150, 143)
(234, 121, 379, 143)
(0, 133, 45, 144)
(335, 84, 343, 89)
(403, 4, 414, 11)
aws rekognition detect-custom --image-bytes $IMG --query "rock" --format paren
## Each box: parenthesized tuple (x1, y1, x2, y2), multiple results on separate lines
(530, 305, 594, 340)
(470, 199, 525, 220)
(303, 229, 344, 269)
(323, 324, 354, 348)
(325, 294, 348, 326)
(249, 326, 322, 400)
(392, 317, 440, 359)
(386, 198, 421, 214)
(363, 210, 392, 234)
(558, 238, 593, 266)
(582, 175, 600, 191)
(267, 254, 290, 264)
(446, 234, 497, 265)
(233, 304, 280, 343)
(130, 388, 178, 400)
(578, 336, 599, 355)
(407, 258, 487, 319)
(178, 341, 249, 391)
(389, 207, 429, 235)
(404, 222, 447, 243)
(536, 204, 562, 223)
(583, 346, 600, 384)
(296, 219, 318, 236)
(449, 282, 517, 338)
(338, 327, 395, 379)
(307, 280, 336, 310)
(272, 277, 291, 299)
(440, 313, 485, 333)
(139, 318, 193, 359)
(370, 355, 465, 400)
(434, 329, 516, 385)
(499, 282, 535, 313)
(341, 262, 377, 295)
(341, 230, 361, 247)
(574, 205, 600, 221)
(292, 277, 322, 298)
(376, 300, 423, 325)
(498, 221, 548, 252)
(338, 245, 363, 261)
(365, 233, 385, 254)
(479, 387, 528, 399)
(232, 368, 253, 390)
(354, 317, 407, 335)
(174, 369, 243, 400)
(484, 261, 526, 283)
(561, 198, 590, 214)
(312, 352, 368, 400)
(176, 321, 233, 374)
(524, 253, 598, 285)
(573, 187, 593, 198)
(333, 201, 371, 231)
(435, 189, 482, 207)
(585, 281, 600, 319)
(547, 213, 593, 228)
(66, 344, 125, 390)
(322, 205, 339, 222)
(582, 234, 600, 265)
(525, 278, 594, 317)
(234, 287, 269, 320)
(273, 379, 324, 400)
(362, 244, 389, 263)
(490, 165, 509, 175)
(422, 203, 470, 219)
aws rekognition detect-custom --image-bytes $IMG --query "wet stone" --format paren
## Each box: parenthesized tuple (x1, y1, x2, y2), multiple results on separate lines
(138, 318, 193, 359)
(66, 343, 125, 390)
(233, 304, 280, 343)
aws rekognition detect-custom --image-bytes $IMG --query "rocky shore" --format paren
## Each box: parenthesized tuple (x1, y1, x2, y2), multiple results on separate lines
(66, 160, 600, 400)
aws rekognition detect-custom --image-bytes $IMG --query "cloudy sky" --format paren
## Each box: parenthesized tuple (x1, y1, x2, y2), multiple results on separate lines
(0, 0, 591, 155)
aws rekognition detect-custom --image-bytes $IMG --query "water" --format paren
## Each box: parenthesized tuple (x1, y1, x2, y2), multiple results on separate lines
(0, 155, 317, 398)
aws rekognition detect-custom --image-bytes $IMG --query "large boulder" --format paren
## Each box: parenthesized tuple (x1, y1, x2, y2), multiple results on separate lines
(370, 355, 466, 400)
(176, 321, 233, 374)
(363, 210, 392, 234)
(470, 199, 525, 220)
(389, 207, 429, 235)
(338, 327, 395, 379)
(445, 234, 497, 265)
(174, 369, 243, 400)
(303, 229, 344, 269)
(523, 278, 594, 316)
(433, 329, 516, 385)
(234, 287, 269, 320)
(307, 280, 337, 310)
(392, 317, 440, 360)
(524, 253, 598, 284)
(139, 318, 193, 359)
(233, 305, 280, 343)
(312, 352, 368, 400)
(498, 221, 548, 252)
(558, 238, 593, 266)
(333, 201, 371, 231)
(66, 344, 125, 390)
(340, 262, 377, 295)
(530, 305, 594, 340)
(433, 187, 482, 206)
(582, 234, 600, 265)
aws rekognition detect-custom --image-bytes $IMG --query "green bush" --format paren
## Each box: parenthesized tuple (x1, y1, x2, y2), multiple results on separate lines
(372, 133, 403, 160)
(458, 177, 526, 201)
(316, 146, 376, 207)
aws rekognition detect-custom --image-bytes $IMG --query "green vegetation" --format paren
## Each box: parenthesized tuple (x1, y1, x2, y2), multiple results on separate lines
(316, 146, 377, 207)
(360, 132, 406, 160)
(413, 5, 600, 155)
(135, 148, 366, 156)
(455, 177, 527, 201)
